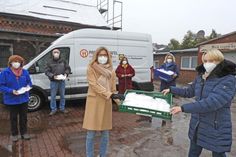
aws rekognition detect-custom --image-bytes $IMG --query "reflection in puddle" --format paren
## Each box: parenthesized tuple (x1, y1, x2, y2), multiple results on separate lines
(61, 131, 87, 156)
(0, 119, 10, 135)
(0, 141, 30, 157)
(28, 115, 48, 134)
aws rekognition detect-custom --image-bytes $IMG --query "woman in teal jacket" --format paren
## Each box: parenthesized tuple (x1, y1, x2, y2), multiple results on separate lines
(0, 55, 32, 142)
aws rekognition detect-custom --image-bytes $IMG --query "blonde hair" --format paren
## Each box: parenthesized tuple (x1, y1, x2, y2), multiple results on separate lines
(202, 49, 224, 63)
(164, 53, 176, 63)
(90, 47, 113, 66)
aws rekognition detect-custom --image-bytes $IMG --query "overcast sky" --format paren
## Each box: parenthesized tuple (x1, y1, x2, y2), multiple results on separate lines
(121, 0, 236, 45)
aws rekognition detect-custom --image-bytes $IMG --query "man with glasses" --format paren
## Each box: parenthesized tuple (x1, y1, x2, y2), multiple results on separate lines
(45, 49, 71, 116)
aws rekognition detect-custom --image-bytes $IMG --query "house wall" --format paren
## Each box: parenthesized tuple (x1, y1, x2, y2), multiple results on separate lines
(0, 14, 105, 35)
(0, 14, 107, 68)
(198, 32, 236, 64)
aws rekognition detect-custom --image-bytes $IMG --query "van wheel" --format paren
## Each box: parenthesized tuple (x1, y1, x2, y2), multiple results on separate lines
(28, 90, 44, 112)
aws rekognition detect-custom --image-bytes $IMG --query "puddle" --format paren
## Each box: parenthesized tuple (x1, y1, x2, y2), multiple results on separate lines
(61, 131, 101, 157)
(0, 112, 49, 135)
(0, 119, 10, 135)
(28, 114, 49, 134)
(48, 118, 82, 128)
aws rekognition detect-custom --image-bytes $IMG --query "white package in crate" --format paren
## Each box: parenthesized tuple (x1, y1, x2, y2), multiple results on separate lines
(123, 93, 170, 112)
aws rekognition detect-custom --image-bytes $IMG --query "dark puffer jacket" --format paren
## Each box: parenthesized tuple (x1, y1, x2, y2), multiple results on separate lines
(170, 60, 236, 153)
(159, 62, 179, 91)
(45, 57, 71, 81)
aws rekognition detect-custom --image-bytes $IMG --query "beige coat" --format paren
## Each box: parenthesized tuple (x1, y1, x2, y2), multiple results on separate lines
(82, 65, 116, 131)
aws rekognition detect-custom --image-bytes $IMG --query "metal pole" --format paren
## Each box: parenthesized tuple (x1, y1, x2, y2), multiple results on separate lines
(107, 0, 109, 23)
(121, 1, 123, 30)
(113, 0, 115, 30)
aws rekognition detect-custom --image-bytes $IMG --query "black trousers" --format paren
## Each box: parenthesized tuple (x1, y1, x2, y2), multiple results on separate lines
(8, 103, 28, 136)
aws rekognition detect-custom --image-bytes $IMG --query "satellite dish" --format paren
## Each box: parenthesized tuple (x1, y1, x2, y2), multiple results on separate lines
(197, 30, 205, 39)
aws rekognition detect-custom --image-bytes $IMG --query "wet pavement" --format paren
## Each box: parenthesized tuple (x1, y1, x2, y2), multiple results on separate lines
(0, 82, 236, 157)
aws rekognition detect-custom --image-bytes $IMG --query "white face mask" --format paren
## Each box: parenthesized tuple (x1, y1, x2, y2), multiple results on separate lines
(53, 53, 60, 59)
(11, 62, 21, 69)
(167, 59, 172, 63)
(203, 62, 217, 73)
(122, 61, 127, 65)
(98, 56, 108, 64)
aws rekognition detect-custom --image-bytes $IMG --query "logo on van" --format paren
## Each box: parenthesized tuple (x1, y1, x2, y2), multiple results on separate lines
(80, 49, 89, 58)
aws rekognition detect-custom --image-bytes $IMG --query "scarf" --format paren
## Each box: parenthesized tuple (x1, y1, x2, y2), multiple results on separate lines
(92, 62, 113, 92)
(11, 67, 23, 79)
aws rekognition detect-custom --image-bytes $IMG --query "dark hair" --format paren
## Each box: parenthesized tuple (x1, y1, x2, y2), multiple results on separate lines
(119, 57, 129, 65)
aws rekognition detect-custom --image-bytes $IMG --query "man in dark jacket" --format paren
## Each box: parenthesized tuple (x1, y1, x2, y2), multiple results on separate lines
(45, 49, 71, 116)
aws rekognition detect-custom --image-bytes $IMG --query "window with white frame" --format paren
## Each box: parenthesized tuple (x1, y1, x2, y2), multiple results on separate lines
(154, 60, 159, 68)
(181, 56, 198, 70)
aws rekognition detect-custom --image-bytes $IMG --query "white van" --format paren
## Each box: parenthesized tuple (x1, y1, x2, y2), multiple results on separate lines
(24, 29, 154, 111)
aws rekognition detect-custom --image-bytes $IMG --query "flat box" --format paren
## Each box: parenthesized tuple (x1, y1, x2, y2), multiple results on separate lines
(154, 69, 173, 82)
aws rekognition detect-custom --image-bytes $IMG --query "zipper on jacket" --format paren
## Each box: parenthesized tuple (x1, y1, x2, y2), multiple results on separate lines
(199, 78, 205, 100)
(201, 76, 218, 130)
(198, 78, 205, 123)
(16, 77, 22, 102)
(214, 111, 218, 129)
(124, 68, 127, 90)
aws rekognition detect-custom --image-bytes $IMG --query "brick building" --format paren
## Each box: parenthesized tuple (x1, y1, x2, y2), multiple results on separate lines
(197, 31, 236, 64)
(0, 0, 109, 69)
(153, 48, 198, 84)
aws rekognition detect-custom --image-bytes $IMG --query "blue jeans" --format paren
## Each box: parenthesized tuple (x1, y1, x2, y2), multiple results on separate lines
(86, 130, 109, 157)
(50, 81, 65, 112)
(189, 140, 226, 157)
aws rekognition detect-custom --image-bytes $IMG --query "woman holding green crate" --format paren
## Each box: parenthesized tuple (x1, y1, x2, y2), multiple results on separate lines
(162, 49, 236, 157)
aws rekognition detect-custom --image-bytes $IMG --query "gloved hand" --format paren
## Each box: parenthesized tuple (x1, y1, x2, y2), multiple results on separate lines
(111, 94, 125, 100)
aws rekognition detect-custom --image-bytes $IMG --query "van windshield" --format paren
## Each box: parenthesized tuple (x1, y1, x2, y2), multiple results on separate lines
(29, 47, 70, 74)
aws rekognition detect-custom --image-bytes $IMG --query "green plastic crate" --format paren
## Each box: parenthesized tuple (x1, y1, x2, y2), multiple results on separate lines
(119, 90, 173, 120)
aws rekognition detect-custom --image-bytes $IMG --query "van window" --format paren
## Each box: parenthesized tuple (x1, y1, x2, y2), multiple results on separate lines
(32, 47, 70, 73)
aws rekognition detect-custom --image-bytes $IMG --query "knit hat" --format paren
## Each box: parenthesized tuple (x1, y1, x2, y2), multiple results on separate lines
(8, 55, 25, 67)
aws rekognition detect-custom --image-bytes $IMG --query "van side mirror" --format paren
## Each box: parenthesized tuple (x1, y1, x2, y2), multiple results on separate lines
(28, 65, 36, 74)
(28, 64, 40, 74)
(35, 66, 40, 73)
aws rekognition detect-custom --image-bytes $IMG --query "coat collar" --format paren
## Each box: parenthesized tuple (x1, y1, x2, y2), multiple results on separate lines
(165, 62, 175, 67)
(196, 59, 236, 79)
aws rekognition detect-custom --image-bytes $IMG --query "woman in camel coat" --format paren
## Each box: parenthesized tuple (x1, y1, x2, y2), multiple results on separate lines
(83, 47, 124, 157)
